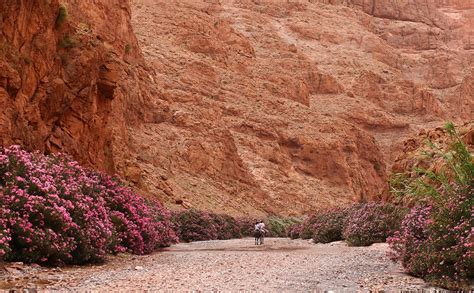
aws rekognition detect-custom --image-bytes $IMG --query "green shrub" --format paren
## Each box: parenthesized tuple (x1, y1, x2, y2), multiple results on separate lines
(265, 217, 300, 237)
(388, 122, 473, 290)
(55, 4, 68, 27)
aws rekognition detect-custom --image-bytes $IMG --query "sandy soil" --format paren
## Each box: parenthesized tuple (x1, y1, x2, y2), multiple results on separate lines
(0, 238, 437, 292)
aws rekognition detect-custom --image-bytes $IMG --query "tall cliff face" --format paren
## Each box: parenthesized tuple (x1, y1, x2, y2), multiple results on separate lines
(0, 0, 147, 174)
(1, 0, 472, 216)
(129, 0, 472, 216)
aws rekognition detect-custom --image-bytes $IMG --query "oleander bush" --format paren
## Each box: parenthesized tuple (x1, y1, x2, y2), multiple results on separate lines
(289, 203, 405, 245)
(388, 122, 473, 289)
(287, 222, 303, 239)
(209, 213, 241, 240)
(99, 175, 178, 254)
(343, 203, 407, 246)
(0, 146, 176, 265)
(235, 217, 256, 237)
(311, 207, 349, 243)
(299, 213, 319, 239)
(0, 206, 11, 257)
(173, 210, 303, 241)
(172, 209, 219, 242)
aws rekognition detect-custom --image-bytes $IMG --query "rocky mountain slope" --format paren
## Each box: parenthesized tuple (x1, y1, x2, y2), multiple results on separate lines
(1, 0, 472, 216)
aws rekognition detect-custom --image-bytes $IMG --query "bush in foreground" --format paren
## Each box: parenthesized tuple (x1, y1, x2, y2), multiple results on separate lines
(388, 122, 473, 289)
(343, 203, 406, 246)
(0, 146, 176, 265)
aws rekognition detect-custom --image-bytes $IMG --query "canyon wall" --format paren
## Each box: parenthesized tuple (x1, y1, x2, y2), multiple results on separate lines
(1, 0, 472, 216)
(0, 0, 147, 175)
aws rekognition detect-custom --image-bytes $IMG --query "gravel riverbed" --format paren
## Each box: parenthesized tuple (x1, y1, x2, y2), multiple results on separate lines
(1, 238, 437, 292)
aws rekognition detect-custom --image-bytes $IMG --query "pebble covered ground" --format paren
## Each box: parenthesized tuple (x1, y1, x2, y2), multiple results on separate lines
(0, 238, 437, 292)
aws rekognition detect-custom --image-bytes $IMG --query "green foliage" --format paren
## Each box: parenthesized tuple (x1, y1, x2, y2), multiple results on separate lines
(59, 35, 74, 49)
(56, 4, 68, 27)
(265, 217, 301, 237)
(388, 122, 473, 289)
(390, 121, 473, 204)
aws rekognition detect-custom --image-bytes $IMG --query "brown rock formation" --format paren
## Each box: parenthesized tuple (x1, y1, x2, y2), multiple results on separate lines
(1, 0, 472, 216)
(392, 121, 474, 176)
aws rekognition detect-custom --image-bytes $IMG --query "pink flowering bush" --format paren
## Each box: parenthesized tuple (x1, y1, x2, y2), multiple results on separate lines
(388, 205, 434, 277)
(299, 213, 319, 239)
(311, 207, 350, 243)
(172, 209, 219, 242)
(0, 205, 11, 257)
(343, 203, 407, 246)
(388, 122, 473, 289)
(235, 217, 256, 237)
(172, 210, 260, 242)
(388, 188, 473, 289)
(98, 176, 177, 255)
(0, 146, 176, 265)
(209, 214, 242, 240)
(287, 222, 303, 239)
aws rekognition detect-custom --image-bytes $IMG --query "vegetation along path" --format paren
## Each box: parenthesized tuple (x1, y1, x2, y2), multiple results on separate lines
(1, 238, 436, 291)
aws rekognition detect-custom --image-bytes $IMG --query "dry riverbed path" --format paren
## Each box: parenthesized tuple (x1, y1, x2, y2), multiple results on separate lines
(1, 238, 435, 291)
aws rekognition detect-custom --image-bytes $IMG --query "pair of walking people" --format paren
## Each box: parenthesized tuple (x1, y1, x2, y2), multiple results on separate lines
(254, 221, 267, 245)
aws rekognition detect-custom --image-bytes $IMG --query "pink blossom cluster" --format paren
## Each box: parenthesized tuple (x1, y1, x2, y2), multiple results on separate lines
(172, 209, 252, 242)
(310, 207, 351, 243)
(388, 186, 473, 289)
(287, 222, 303, 239)
(0, 205, 11, 257)
(235, 217, 257, 237)
(0, 146, 176, 265)
(172, 209, 220, 242)
(98, 176, 178, 254)
(287, 204, 405, 245)
(343, 203, 406, 246)
(209, 214, 242, 240)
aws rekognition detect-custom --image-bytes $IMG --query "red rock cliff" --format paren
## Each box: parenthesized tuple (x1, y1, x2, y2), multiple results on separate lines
(0, 0, 147, 174)
(1, 0, 472, 216)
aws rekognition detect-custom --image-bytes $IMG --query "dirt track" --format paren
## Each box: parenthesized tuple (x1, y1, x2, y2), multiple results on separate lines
(1, 238, 436, 292)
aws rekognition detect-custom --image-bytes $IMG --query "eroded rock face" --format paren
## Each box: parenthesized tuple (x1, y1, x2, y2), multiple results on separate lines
(391, 122, 474, 179)
(128, 0, 472, 216)
(0, 0, 146, 173)
(1, 0, 472, 216)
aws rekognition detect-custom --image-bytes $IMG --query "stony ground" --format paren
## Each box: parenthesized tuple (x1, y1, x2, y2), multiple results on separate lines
(0, 238, 437, 292)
